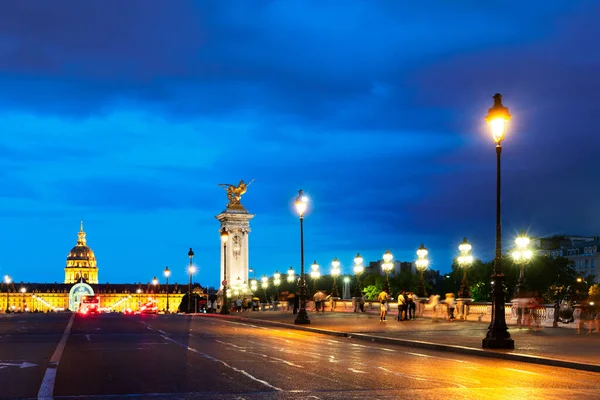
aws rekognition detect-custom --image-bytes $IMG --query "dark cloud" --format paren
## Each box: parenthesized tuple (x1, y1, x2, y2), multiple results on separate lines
(0, 1, 598, 283)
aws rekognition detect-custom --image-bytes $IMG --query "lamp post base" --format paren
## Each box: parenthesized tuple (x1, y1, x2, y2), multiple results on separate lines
(482, 336, 514, 349)
(294, 308, 310, 325)
(220, 306, 231, 315)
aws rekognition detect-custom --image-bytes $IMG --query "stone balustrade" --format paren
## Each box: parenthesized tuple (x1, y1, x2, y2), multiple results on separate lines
(257, 299, 583, 329)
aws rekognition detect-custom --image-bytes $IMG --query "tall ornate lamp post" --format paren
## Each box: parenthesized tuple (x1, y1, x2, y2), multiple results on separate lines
(220, 228, 230, 314)
(20, 287, 26, 312)
(353, 253, 364, 297)
(482, 93, 514, 350)
(273, 271, 281, 302)
(512, 230, 532, 297)
(381, 250, 394, 294)
(457, 238, 474, 298)
(188, 248, 195, 313)
(287, 266, 295, 283)
(261, 275, 269, 303)
(294, 189, 310, 324)
(136, 287, 142, 311)
(4, 275, 11, 313)
(512, 231, 532, 325)
(152, 276, 158, 301)
(415, 244, 429, 297)
(163, 266, 170, 313)
(456, 238, 474, 320)
(330, 258, 341, 298)
(310, 261, 320, 295)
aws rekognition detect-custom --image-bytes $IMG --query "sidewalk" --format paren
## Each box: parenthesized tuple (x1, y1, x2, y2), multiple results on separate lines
(197, 310, 600, 372)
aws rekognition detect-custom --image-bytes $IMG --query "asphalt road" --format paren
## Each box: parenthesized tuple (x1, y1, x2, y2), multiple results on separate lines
(1, 313, 600, 399)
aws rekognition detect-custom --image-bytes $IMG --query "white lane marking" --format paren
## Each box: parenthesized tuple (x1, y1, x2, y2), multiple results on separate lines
(405, 352, 432, 358)
(85, 335, 91, 342)
(504, 368, 539, 375)
(380, 348, 396, 352)
(0, 361, 37, 368)
(38, 312, 75, 400)
(215, 340, 247, 350)
(347, 368, 366, 374)
(157, 330, 167, 335)
(161, 335, 282, 391)
(378, 366, 428, 381)
(403, 351, 474, 364)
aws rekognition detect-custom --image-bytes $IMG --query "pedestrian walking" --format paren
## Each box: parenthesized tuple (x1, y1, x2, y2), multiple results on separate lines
(445, 293, 456, 321)
(397, 292, 406, 321)
(429, 294, 440, 322)
(578, 300, 596, 335)
(378, 290, 389, 321)
(359, 293, 366, 313)
(410, 292, 418, 319)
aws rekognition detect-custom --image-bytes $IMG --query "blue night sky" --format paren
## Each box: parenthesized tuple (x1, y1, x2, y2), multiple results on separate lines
(1, 1, 599, 287)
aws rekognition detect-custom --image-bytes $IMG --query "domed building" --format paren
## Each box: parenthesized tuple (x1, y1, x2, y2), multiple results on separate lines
(1, 222, 197, 313)
(65, 221, 98, 284)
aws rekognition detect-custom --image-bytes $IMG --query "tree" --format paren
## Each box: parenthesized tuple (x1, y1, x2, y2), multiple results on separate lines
(363, 283, 383, 301)
(178, 293, 205, 313)
(589, 284, 600, 301)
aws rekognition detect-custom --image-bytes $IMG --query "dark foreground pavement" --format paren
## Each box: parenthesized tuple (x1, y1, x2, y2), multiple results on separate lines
(1, 313, 600, 399)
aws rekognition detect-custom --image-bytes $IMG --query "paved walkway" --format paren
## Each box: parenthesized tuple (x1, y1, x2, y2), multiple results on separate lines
(210, 310, 600, 368)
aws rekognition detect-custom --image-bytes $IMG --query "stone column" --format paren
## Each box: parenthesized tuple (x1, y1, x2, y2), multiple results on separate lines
(215, 207, 255, 292)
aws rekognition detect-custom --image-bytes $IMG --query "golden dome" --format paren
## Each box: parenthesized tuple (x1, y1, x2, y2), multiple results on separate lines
(67, 245, 96, 262)
(66, 221, 97, 269)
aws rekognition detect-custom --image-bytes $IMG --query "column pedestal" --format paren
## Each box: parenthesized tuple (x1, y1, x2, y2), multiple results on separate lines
(456, 297, 473, 320)
(215, 207, 255, 292)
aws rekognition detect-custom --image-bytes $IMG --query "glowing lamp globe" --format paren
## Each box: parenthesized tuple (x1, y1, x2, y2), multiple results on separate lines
(485, 93, 511, 144)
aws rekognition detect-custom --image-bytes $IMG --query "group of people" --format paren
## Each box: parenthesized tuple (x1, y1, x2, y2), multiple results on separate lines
(396, 291, 418, 321)
(376, 290, 419, 322)
(377, 290, 457, 322)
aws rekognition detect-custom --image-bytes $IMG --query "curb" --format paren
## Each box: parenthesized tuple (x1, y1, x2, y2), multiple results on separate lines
(191, 313, 600, 373)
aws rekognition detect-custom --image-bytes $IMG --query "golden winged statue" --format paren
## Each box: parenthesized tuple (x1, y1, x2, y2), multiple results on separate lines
(218, 179, 255, 208)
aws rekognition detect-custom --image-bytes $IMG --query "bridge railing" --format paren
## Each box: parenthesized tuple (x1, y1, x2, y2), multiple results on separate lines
(259, 299, 582, 328)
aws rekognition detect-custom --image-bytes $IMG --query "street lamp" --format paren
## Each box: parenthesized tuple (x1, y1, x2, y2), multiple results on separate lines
(482, 93, 514, 350)
(415, 244, 429, 297)
(136, 287, 142, 310)
(294, 189, 310, 325)
(250, 279, 258, 296)
(20, 287, 26, 312)
(457, 238, 474, 298)
(287, 266, 295, 283)
(220, 228, 230, 314)
(273, 271, 281, 301)
(310, 261, 320, 295)
(261, 275, 269, 303)
(353, 253, 364, 298)
(152, 276, 158, 302)
(4, 275, 11, 313)
(381, 250, 394, 294)
(188, 248, 195, 314)
(164, 266, 170, 313)
(512, 230, 532, 297)
(330, 257, 341, 298)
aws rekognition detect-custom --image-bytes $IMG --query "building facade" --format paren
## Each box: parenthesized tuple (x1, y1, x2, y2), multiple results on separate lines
(535, 235, 599, 282)
(1, 223, 198, 313)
